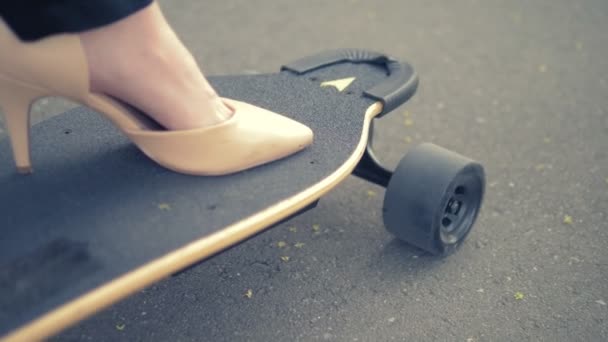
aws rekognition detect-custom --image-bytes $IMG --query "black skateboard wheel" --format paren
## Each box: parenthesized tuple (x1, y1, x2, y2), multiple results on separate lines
(382, 143, 485, 255)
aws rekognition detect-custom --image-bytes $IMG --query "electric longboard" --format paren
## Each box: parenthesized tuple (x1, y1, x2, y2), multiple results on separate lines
(0, 50, 485, 341)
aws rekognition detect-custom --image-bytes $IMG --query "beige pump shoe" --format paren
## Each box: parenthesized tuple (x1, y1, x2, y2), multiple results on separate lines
(0, 20, 313, 175)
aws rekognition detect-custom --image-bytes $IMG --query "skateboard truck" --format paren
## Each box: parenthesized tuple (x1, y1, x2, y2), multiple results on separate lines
(353, 120, 392, 187)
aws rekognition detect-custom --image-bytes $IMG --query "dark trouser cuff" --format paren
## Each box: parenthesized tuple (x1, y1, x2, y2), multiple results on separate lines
(0, 0, 153, 41)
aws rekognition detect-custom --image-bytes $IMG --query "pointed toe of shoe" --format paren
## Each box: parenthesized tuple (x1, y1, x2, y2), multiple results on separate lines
(255, 103, 313, 154)
(127, 99, 313, 176)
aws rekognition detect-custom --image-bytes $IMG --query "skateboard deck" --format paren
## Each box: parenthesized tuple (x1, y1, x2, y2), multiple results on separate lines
(0, 50, 418, 341)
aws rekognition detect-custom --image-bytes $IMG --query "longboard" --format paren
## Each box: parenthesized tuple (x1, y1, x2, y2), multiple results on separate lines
(0, 50, 427, 340)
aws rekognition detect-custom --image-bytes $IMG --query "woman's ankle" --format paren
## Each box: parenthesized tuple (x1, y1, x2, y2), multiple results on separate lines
(79, 2, 231, 130)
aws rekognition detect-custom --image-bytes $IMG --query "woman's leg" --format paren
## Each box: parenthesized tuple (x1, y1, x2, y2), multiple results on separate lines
(1, 1, 233, 130)
(80, 2, 233, 130)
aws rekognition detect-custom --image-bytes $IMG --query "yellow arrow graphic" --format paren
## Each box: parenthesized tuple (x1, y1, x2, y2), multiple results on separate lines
(320, 77, 356, 92)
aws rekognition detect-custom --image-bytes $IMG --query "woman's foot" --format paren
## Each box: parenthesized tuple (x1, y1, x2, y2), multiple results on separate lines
(79, 1, 231, 130)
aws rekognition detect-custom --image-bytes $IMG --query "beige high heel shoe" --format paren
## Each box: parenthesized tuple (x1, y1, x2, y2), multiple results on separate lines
(0, 19, 313, 175)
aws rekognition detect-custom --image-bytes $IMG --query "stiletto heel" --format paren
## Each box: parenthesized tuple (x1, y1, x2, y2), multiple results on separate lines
(0, 80, 45, 174)
(0, 19, 312, 176)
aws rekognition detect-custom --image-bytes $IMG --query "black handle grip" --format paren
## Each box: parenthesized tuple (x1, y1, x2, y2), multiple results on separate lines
(281, 49, 418, 114)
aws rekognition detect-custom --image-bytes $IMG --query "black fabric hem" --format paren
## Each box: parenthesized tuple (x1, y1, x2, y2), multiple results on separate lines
(0, 0, 153, 41)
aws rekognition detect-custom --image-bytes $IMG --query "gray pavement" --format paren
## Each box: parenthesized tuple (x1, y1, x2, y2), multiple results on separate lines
(2, 0, 607, 341)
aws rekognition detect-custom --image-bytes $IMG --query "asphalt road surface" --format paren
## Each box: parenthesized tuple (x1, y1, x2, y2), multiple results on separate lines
(1, 0, 606, 341)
